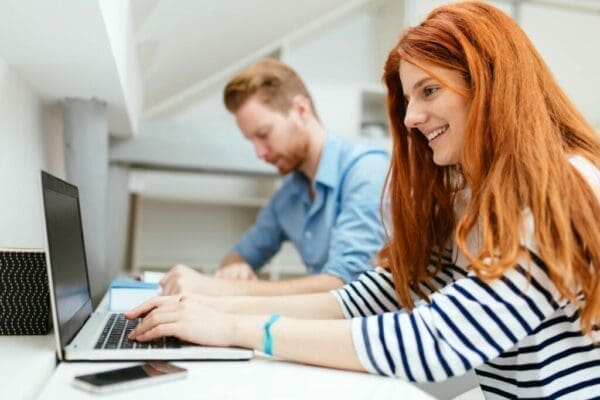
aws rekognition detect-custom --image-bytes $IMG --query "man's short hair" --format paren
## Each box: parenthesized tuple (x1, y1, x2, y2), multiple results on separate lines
(223, 58, 317, 117)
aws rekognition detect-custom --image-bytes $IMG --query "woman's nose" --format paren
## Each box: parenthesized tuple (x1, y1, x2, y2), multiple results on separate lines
(404, 102, 427, 128)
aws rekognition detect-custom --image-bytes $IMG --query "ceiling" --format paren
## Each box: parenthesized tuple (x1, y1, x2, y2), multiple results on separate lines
(0, 0, 137, 135)
(132, 0, 600, 112)
(2, 0, 595, 137)
(131, 0, 350, 110)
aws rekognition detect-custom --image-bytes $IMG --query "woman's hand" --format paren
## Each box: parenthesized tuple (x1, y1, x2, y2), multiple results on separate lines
(125, 293, 225, 319)
(126, 295, 236, 347)
(125, 294, 185, 319)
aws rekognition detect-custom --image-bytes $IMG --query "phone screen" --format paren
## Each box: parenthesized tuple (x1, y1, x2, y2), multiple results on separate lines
(75, 362, 186, 387)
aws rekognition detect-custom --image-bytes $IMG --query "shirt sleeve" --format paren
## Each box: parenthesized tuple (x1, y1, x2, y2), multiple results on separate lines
(331, 247, 456, 318)
(349, 251, 562, 382)
(232, 195, 285, 271)
(321, 151, 390, 283)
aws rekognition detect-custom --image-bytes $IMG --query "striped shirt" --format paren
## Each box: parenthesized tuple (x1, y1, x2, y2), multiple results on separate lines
(332, 156, 600, 399)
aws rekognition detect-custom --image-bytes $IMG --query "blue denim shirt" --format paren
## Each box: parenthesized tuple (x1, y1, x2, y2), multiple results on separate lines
(232, 133, 389, 283)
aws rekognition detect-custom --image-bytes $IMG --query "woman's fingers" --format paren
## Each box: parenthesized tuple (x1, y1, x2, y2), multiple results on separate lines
(128, 304, 180, 338)
(135, 323, 179, 342)
(127, 310, 178, 340)
(125, 296, 169, 319)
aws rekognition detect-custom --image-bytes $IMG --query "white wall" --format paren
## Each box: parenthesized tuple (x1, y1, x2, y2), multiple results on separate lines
(0, 57, 63, 248)
(152, 3, 399, 144)
(520, 3, 600, 127)
(285, 9, 380, 85)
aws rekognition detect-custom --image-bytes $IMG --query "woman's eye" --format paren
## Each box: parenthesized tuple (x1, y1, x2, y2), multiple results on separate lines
(424, 86, 439, 97)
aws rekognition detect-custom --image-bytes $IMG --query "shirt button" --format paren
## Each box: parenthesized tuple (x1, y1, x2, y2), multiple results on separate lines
(304, 231, 312, 239)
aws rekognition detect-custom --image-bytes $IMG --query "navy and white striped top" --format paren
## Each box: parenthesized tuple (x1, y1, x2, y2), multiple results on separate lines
(332, 156, 600, 399)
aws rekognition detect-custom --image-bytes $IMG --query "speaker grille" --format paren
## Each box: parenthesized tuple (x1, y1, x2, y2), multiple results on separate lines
(0, 249, 51, 335)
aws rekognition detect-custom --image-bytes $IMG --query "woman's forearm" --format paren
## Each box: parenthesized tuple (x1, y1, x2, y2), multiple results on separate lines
(232, 314, 364, 372)
(204, 292, 346, 319)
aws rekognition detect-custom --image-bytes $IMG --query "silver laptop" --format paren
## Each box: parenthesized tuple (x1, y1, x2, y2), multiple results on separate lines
(41, 171, 253, 361)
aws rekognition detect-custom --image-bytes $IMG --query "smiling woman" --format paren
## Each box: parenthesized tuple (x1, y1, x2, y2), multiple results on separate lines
(126, 2, 600, 399)
(400, 62, 471, 166)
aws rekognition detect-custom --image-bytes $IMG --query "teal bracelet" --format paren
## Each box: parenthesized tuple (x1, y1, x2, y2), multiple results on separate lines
(263, 314, 281, 356)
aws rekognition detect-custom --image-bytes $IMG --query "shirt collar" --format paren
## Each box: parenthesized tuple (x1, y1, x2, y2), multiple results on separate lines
(313, 133, 342, 189)
(286, 133, 341, 197)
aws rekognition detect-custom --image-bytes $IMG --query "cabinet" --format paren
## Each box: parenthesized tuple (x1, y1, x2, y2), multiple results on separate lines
(127, 170, 304, 278)
(359, 83, 389, 146)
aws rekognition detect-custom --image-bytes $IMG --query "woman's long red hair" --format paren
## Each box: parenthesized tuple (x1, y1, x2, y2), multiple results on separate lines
(380, 1, 600, 333)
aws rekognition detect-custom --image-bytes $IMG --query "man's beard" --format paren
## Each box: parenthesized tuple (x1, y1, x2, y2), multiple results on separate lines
(273, 137, 309, 175)
(274, 155, 302, 175)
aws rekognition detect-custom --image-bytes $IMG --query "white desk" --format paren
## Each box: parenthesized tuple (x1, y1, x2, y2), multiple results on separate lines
(24, 293, 434, 400)
(0, 334, 56, 399)
(40, 356, 435, 400)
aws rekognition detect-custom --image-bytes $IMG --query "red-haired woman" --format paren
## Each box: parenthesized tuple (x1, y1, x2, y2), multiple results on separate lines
(127, 2, 600, 398)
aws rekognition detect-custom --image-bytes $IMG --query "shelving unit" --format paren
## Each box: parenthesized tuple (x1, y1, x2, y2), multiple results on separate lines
(127, 169, 304, 278)
(128, 169, 279, 207)
(359, 83, 390, 145)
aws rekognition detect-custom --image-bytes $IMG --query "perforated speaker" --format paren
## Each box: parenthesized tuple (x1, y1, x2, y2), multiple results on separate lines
(0, 249, 51, 335)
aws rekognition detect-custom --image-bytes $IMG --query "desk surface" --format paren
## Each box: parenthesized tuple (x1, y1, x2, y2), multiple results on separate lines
(40, 356, 435, 400)
(0, 334, 56, 399)
(20, 295, 434, 400)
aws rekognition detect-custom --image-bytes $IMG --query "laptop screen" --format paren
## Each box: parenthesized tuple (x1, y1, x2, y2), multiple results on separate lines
(42, 171, 94, 349)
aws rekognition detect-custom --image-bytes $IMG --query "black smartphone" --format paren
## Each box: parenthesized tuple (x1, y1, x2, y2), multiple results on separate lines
(72, 362, 187, 394)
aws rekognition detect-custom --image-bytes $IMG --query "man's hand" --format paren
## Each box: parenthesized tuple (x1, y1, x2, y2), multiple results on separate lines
(160, 264, 241, 296)
(159, 264, 203, 295)
(214, 262, 257, 280)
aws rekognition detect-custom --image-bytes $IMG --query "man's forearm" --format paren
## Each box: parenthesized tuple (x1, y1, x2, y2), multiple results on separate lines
(229, 274, 344, 296)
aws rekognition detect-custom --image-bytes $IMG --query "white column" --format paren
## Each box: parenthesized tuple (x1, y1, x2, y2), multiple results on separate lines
(106, 164, 131, 280)
(62, 98, 108, 304)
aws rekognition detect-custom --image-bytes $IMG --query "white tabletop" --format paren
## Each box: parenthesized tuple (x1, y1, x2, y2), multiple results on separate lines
(0, 334, 56, 399)
(39, 356, 435, 400)
(32, 293, 435, 399)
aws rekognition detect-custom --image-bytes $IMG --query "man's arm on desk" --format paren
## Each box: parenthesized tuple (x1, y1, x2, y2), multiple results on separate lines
(160, 263, 344, 296)
(213, 252, 257, 280)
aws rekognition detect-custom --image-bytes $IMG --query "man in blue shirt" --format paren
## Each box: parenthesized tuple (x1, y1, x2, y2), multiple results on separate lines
(159, 59, 389, 296)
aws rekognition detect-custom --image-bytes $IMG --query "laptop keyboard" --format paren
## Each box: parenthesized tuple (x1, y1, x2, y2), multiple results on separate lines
(94, 314, 182, 350)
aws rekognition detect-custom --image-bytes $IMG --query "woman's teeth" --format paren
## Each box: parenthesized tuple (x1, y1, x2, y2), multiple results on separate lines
(426, 125, 448, 141)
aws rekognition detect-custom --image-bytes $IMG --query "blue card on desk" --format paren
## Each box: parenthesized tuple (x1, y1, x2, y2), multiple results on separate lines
(108, 280, 161, 312)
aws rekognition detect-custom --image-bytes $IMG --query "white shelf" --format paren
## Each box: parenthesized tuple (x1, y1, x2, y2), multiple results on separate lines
(129, 169, 280, 207)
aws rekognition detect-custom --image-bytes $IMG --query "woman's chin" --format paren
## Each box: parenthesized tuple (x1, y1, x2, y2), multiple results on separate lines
(432, 151, 460, 167)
